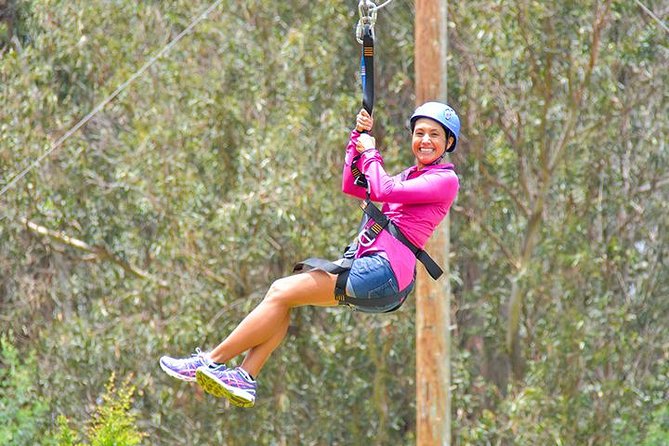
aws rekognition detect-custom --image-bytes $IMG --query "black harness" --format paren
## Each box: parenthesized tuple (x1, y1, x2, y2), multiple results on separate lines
(293, 193, 444, 307)
(293, 196, 445, 309)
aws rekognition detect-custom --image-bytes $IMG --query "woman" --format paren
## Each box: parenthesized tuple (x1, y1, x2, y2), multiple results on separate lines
(159, 102, 460, 408)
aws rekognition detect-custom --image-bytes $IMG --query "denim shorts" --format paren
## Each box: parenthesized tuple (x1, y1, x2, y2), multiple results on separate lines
(344, 254, 415, 313)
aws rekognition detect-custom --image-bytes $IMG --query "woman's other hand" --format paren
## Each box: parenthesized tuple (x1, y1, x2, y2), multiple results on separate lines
(355, 109, 374, 133)
(356, 133, 376, 153)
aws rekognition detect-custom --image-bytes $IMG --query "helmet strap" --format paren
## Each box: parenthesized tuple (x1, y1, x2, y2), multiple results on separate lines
(428, 154, 446, 166)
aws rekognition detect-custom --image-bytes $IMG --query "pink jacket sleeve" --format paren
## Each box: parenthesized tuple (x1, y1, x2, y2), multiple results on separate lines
(341, 130, 368, 199)
(358, 149, 459, 205)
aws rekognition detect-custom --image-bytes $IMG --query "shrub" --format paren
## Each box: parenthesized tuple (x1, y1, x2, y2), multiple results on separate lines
(56, 373, 145, 446)
(0, 335, 53, 446)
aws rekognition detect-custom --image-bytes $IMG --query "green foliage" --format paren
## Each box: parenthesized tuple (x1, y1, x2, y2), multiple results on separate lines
(0, 334, 54, 446)
(2, 0, 419, 443)
(0, 0, 34, 50)
(88, 374, 144, 446)
(1, 0, 667, 444)
(0, 336, 143, 446)
(55, 374, 144, 446)
(642, 403, 669, 446)
(451, 0, 668, 444)
(55, 415, 82, 446)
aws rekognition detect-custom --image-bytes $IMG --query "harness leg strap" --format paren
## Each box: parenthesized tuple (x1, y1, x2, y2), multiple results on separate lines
(293, 258, 352, 305)
(334, 269, 350, 303)
(293, 257, 402, 308)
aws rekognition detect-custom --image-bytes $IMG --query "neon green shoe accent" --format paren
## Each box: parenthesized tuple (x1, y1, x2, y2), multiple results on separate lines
(196, 367, 255, 408)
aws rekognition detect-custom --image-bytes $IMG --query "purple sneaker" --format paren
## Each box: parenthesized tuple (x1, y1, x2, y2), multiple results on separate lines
(159, 348, 218, 382)
(196, 366, 257, 408)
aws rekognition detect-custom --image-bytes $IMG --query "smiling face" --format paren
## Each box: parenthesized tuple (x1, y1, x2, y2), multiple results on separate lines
(411, 118, 453, 169)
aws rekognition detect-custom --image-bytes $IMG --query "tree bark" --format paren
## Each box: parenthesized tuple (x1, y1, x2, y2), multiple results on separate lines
(415, 0, 451, 444)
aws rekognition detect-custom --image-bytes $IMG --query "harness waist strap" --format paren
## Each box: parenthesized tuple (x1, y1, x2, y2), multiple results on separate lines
(359, 200, 444, 280)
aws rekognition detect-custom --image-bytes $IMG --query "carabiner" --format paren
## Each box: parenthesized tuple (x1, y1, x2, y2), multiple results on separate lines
(356, 0, 377, 44)
(358, 0, 377, 21)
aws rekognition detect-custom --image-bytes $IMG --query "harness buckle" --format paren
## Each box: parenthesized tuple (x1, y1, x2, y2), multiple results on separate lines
(354, 175, 368, 187)
(357, 229, 375, 247)
(357, 222, 383, 248)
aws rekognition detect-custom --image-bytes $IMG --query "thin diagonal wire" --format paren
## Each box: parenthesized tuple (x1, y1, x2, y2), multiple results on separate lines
(633, 0, 669, 33)
(0, 0, 225, 199)
(372, 0, 396, 12)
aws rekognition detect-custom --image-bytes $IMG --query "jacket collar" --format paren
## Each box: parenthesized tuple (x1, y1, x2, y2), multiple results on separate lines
(407, 162, 454, 174)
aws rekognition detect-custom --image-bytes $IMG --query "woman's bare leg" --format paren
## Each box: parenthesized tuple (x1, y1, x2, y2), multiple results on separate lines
(239, 313, 290, 377)
(208, 271, 337, 371)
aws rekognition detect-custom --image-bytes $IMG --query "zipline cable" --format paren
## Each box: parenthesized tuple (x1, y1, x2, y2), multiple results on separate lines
(0, 0, 225, 199)
(633, 0, 669, 34)
(371, 0, 395, 11)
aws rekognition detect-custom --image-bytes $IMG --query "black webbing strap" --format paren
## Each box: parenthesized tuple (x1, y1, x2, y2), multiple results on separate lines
(344, 288, 402, 308)
(351, 154, 367, 188)
(292, 256, 403, 308)
(293, 258, 351, 303)
(352, 23, 375, 189)
(361, 23, 374, 115)
(359, 200, 444, 280)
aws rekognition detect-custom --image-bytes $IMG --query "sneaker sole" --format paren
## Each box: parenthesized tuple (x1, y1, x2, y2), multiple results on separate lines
(159, 359, 196, 382)
(195, 368, 255, 408)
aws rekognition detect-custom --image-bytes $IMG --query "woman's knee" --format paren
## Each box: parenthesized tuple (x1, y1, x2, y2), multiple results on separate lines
(263, 272, 337, 308)
(264, 276, 297, 306)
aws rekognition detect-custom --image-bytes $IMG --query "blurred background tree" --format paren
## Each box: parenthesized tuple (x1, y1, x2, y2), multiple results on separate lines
(1, 0, 667, 444)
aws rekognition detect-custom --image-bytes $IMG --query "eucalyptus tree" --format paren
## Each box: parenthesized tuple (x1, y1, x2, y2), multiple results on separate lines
(449, 0, 668, 443)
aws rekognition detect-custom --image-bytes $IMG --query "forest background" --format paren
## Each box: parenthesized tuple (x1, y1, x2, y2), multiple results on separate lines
(1, 0, 667, 444)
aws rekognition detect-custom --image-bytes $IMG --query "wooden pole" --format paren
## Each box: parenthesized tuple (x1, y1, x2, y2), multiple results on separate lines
(415, 0, 451, 445)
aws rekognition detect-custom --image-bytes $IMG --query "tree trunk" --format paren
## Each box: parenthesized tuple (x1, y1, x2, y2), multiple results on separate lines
(415, 0, 451, 444)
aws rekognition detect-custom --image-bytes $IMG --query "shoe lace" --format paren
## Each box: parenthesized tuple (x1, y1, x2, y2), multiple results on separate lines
(192, 347, 213, 366)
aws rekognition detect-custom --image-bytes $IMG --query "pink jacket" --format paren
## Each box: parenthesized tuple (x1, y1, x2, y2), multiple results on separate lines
(342, 130, 459, 290)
